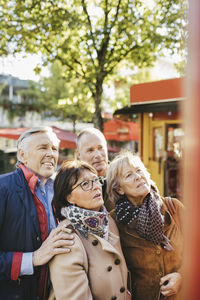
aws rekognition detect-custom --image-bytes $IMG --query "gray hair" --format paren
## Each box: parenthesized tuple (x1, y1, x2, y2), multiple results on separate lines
(17, 126, 60, 164)
(76, 127, 107, 150)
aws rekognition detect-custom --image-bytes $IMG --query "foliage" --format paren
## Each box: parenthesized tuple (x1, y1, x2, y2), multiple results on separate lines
(0, 80, 45, 121)
(0, 0, 187, 130)
(18, 80, 43, 104)
(0, 83, 6, 94)
(40, 61, 94, 131)
(107, 70, 152, 112)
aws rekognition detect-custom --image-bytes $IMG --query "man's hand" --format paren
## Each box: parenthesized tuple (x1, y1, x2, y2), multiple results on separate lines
(160, 272, 182, 297)
(33, 221, 74, 266)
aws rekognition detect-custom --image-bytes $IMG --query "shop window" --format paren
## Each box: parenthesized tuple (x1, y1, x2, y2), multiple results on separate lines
(165, 124, 184, 198)
(153, 127, 163, 161)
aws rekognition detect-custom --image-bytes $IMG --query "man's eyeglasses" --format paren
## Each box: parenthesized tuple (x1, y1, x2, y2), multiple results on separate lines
(72, 176, 104, 191)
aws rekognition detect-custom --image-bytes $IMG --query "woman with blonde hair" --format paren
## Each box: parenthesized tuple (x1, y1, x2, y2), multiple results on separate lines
(106, 151, 183, 300)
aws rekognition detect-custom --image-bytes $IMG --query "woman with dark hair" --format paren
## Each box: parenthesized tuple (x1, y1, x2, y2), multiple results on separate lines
(48, 159, 131, 300)
(106, 151, 183, 300)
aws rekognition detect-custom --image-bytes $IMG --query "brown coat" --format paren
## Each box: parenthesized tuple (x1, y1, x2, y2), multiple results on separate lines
(111, 197, 184, 300)
(48, 215, 128, 300)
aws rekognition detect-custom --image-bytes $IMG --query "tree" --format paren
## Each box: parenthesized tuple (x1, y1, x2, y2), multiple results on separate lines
(106, 67, 152, 113)
(40, 61, 94, 132)
(0, 0, 187, 130)
(0, 79, 44, 121)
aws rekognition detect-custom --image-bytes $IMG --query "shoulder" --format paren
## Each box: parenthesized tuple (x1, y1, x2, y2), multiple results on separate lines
(172, 197, 184, 209)
(0, 170, 15, 182)
(162, 196, 184, 228)
(108, 214, 117, 226)
(108, 214, 121, 237)
(0, 170, 19, 197)
(162, 196, 184, 212)
(59, 221, 87, 254)
(50, 227, 88, 270)
(109, 208, 116, 220)
(0, 168, 24, 186)
(109, 209, 125, 232)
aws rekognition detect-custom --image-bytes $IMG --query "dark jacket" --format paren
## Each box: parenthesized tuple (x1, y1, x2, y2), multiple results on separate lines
(0, 167, 47, 300)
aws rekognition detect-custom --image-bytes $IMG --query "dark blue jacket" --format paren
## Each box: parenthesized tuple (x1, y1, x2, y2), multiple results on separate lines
(0, 168, 44, 300)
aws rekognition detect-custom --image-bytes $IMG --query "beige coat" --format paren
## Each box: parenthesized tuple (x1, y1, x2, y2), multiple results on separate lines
(111, 197, 184, 300)
(48, 215, 128, 300)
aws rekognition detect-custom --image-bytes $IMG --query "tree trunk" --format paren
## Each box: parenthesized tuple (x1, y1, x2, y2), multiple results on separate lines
(72, 116, 76, 133)
(93, 78, 104, 131)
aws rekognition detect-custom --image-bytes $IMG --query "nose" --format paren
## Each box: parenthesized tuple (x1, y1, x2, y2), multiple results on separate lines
(94, 149, 101, 158)
(92, 179, 101, 189)
(45, 148, 54, 157)
(134, 172, 141, 181)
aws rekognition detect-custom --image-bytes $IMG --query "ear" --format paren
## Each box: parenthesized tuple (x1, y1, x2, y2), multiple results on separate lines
(18, 149, 27, 165)
(66, 194, 75, 205)
(75, 149, 80, 160)
(116, 186, 125, 195)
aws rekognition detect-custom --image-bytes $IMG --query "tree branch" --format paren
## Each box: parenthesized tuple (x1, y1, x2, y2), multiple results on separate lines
(96, 0, 111, 73)
(106, 43, 139, 74)
(81, 0, 98, 53)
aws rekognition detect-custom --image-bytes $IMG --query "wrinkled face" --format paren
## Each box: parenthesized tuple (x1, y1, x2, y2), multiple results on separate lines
(18, 132, 59, 182)
(117, 160, 151, 206)
(67, 170, 104, 211)
(77, 133, 108, 177)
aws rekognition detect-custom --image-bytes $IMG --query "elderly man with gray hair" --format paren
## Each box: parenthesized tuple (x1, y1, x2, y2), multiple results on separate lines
(76, 128, 108, 178)
(76, 127, 114, 211)
(0, 126, 74, 300)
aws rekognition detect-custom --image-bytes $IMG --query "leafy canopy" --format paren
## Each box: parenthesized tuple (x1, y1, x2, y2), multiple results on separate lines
(0, 0, 187, 129)
(40, 61, 94, 131)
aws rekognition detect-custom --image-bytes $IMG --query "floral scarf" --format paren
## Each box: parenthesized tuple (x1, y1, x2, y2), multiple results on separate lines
(61, 205, 109, 240)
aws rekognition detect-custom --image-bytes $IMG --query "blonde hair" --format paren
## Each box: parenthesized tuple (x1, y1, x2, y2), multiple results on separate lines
(106, 151, 157, 204)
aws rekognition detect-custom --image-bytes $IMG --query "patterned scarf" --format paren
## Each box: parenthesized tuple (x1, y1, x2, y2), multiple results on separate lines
(61, 205, 109, 240)
(115, 189, 173, 251)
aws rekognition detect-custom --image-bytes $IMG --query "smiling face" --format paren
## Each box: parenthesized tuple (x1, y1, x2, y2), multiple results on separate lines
(67, 170, 104, 211)
(117, 159, 151, 206)
(18, 131, 59, 183)
(77, 133, 108, 177)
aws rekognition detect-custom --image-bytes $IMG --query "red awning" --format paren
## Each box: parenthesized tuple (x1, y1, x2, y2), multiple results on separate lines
(0, 126, 77, 149)
(103, 119, 139, 141)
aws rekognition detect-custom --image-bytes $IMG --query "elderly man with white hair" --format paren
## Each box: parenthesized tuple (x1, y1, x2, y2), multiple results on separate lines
(0, 126, 74, 300)
(76, 127, 115, 211)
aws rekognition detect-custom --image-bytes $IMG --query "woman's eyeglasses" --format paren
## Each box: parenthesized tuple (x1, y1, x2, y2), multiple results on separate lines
(72, 176, 104, 191)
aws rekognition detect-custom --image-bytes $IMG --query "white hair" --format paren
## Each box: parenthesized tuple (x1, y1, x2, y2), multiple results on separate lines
(17, 126, 60, 164)
(76, 127, 107, 150)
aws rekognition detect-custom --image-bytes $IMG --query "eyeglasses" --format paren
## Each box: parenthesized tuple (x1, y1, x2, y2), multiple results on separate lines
(72, 176, 104, 191)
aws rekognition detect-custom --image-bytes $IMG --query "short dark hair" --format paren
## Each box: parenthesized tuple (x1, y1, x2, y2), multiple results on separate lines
(53, 159, 97, 221)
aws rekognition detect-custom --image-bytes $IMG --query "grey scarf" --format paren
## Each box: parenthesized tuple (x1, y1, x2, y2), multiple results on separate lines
(115, 189, 173, 251)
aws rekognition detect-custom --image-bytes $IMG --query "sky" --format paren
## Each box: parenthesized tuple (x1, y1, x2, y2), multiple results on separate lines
(0, 52, 180, 82)
(0, 53, 50, 81)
